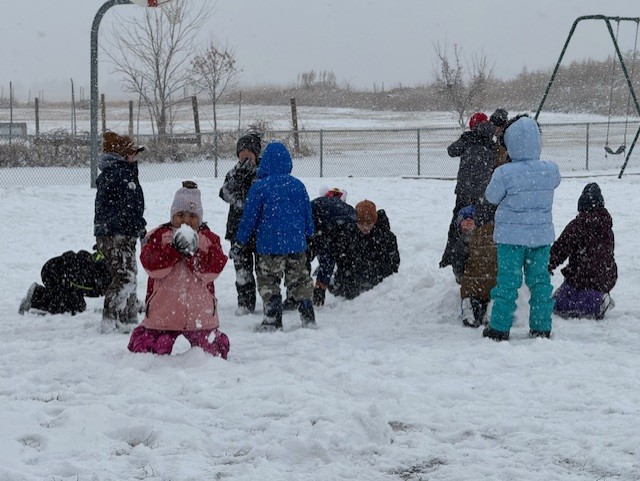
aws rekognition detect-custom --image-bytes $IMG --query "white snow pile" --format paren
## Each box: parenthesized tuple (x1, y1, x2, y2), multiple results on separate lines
(1, 174, 639, 480)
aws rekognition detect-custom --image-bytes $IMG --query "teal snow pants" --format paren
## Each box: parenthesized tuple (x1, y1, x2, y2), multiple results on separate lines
(489, 244, 555, 334)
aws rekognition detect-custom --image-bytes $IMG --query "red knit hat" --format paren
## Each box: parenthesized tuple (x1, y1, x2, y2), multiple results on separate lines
(468, 112, 489, 130)
(325, 187, 348, 202)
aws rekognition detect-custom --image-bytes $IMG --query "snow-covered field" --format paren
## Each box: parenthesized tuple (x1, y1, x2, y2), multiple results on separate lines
(1, 108, 640, 480)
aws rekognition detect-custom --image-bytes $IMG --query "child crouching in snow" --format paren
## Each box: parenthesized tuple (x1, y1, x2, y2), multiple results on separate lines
(128, 181, 230, 358)
(548, 183, 617, 320)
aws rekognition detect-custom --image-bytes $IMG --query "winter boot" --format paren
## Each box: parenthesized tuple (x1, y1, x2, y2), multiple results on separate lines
(298, 299, 317, 329)
(99, 317, 117, 334)
(235, 305, 253, 316)
(116, 318, 139, 334)
(256, 294, 283, 332)
(595, 293, 615, 320)
(236, 282, 256, 316)
(18, 283, 39, 315)
(529, 329, 551, 339)
(470, 297, 488, 328)
(460, 298, 478, 328)
(482, 326, 509, 341)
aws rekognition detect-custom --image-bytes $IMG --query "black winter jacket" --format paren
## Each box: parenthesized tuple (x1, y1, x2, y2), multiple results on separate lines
(219, 159, 257, 244)
(94, 154, 146, 238)
(42, 250, 111, 297)
(447, 122, 496, 201)
(331, 210, 400, 299)
(308, 196, 357, 286)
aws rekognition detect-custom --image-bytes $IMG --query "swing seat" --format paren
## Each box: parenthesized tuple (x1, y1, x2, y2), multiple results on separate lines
(604, 144, 626, 155)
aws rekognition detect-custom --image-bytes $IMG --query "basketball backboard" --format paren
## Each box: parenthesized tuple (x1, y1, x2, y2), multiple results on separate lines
(130, 0, 173, 6)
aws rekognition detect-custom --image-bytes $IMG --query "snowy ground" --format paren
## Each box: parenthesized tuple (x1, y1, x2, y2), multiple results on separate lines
(2, 165, 640, 479)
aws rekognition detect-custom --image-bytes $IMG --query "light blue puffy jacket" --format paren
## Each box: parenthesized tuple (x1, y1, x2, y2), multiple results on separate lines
(484, 117, 561, 247)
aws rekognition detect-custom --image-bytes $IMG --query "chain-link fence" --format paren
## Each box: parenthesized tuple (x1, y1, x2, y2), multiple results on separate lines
(1, 121, 638, 187)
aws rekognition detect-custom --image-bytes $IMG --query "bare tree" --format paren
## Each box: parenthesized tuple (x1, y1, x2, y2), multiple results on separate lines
(297, 70, 337, 89)
(190, 39, 239, 133)
(104, 0, 211, 138)
(433, 41, 493, 127)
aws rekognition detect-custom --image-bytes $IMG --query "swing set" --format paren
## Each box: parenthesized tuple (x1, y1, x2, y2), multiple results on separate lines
(534, 15, 640, 178)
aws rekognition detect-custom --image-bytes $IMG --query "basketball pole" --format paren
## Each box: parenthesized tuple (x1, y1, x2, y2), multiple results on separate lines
(90, 0, 137, 188)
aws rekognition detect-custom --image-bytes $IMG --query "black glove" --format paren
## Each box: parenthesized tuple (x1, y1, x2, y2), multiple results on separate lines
(229, 242, 246, 261)
(235, 160, 256, 186)
(173, 228, 198, 256)
(235, 168, 254, 186)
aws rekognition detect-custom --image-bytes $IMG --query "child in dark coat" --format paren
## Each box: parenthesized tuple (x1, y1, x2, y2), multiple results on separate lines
(307, 188, 357, 306)
(440, 112, 496, 270)
(94, 131, 147, 333)
(18, 248, 110, 316)
(219, 132, 262, 316)
(330, 200, 400, 300)
(452, 205, 497, 328)
(549, 183, 617, 319)
(490, 108, 510, 169)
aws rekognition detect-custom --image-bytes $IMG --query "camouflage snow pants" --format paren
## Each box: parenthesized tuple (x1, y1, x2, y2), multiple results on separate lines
(96, 235, 138, 322)
(255, 252, 314, 305)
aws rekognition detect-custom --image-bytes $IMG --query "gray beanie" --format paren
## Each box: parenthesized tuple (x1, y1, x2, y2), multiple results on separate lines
(171, 181, 203, 221)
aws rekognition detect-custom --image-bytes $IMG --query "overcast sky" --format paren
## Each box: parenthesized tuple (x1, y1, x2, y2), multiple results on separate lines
(1, 0, 639, 101)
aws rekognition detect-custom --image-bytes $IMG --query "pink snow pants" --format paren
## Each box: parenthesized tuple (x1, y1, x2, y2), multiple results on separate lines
(128, 325, 230, 359)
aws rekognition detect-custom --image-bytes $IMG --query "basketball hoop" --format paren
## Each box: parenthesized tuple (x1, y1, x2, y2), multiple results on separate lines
(130, 0, 173, 7)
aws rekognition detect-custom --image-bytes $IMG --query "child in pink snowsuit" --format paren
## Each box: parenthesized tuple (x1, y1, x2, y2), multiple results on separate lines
(127, 181, 230, 358)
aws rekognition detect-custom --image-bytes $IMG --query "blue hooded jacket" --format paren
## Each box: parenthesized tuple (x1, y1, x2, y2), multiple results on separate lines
(484, 117, 561, 247)
(235, 142, 314, 254)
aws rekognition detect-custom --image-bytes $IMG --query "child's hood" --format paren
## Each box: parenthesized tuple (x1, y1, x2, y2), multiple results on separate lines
(504, 117, 542, 162)
(98, 152, 126, 171)
(256, 142, 292, 178)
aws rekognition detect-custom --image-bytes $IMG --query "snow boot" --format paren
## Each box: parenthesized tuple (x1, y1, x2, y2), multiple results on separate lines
(236, 282, 256, 315)
(460, 298, 478, 328)
(529, 329, 551, 339)
(234, 305, 252, 316)
(595, 293, 615, 320)
(298, 299, 317, 329)
(18, 283, 39, 315)
(257, 294, 283, 332)
(470, 297, 488, 328)
(482, 326, 509, 341)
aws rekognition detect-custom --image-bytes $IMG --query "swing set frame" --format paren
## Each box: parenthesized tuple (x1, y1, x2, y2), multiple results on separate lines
(534, 15, 640, 178)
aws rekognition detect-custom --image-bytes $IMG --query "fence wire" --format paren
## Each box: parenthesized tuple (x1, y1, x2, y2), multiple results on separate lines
(0, 121, 637, 187)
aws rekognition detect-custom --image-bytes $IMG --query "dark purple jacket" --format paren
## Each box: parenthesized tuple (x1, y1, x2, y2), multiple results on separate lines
(549, 207, 617, 292)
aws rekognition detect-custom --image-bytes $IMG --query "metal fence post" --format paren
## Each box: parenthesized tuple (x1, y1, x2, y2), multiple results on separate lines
(417, 128, 421, 176)
(319, 130, 324, 177)
(214, 130, 219, 178)
(585, 123, 590, 171)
